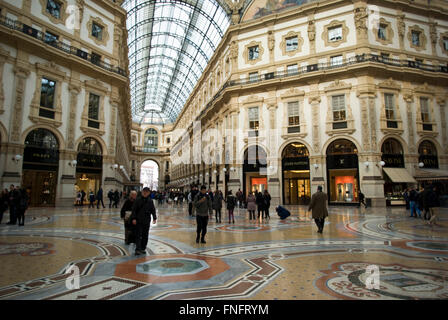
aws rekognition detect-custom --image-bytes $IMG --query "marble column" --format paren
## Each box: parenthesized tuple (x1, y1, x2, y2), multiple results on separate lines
(437, 96, 448, 155)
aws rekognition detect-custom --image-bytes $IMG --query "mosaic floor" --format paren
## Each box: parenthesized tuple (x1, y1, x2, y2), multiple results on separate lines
(0, 203, 447, 300)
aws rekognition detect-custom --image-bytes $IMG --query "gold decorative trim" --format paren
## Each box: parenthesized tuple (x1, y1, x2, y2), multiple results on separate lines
(87, 16, 110, 47)
(38, 0, 68, 25)
(373, 18, 394, 46)
(439, 31, 448, 55)
(280, 31, 304, 57)
(322, 20, 349, 48)
(243, 41, 264, 65)
(407, 25, 427, 52)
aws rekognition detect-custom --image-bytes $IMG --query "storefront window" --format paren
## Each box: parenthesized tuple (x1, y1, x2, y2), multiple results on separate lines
(326, 139, 359, 204)
(282, 143, 310, 205)
(418, 140, 438, 169)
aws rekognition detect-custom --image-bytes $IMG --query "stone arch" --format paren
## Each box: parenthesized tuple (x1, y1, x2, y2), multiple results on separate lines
(416, 137, 443, 157)
(139, 157, 162, 170)
(378, 134, 409, 155)
(278, 139, 313, 160)
(75, 134, 108, 156)
(21, 124, 65, 150)
(322, 135, 362, 155)
(239, 142, 270, 163)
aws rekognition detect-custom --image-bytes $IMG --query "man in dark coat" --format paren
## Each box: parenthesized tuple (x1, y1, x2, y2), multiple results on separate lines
(113, 189, 120, 208)
(96, 187, 105, 209)
(263, 190, 272, 220)
(120, 190, 137, 245)
(108, 190, 114, 208)
(255, 191, 265, 220)
(7, 185, 20, 225)
(131, 187, 157, 255)
(194, 185, 213, 243)
(308, 186, 328, 233)
(81, 190, 86, 206)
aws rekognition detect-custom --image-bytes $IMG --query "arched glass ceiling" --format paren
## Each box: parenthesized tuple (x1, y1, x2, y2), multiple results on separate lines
(122, 0, 231, 125)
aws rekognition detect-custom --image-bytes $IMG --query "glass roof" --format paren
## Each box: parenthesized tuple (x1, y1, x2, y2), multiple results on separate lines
(122, 0, 231, 125)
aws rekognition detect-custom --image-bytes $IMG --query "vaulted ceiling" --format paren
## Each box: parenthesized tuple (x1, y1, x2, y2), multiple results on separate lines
(122, 0, 241, 125)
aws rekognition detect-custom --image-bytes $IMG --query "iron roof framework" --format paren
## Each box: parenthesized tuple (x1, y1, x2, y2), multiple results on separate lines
(122, 0, 231, 125)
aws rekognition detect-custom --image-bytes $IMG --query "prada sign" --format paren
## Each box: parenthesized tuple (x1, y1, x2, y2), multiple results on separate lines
(419, 155, 438, 169)
(381, 154, 404, 168)
(24, 147, 59, 164)
(76, 153, 103, 168)
(282, 157, 310, 170)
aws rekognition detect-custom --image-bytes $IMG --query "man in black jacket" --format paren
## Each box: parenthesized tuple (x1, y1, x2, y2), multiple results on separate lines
(121, 190, 137, 245)
(131, 187, 157, 255)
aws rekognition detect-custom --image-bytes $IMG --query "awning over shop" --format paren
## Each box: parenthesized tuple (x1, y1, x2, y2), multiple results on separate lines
(383, 168, 417, 183)
(414, 168, 448, 181)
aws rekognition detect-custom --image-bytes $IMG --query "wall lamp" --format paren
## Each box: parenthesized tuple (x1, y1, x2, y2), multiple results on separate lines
(68, 160, 78, 167)
(313, 164, 319, 169)
(111, 164, 119, 170)
(12, 154, 22, 163)
(364, 161, 369, 168)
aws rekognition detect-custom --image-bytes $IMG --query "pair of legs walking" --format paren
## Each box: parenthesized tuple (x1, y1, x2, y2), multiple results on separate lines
(228, 209, 235, 223)
(409, 201, 422, 218)
(196, 215, 208, 243)
(135, 222, 150, 255)
(215, 209, 221, 223)
(314, 218, 325, 233)
(248, 210, 255, 220)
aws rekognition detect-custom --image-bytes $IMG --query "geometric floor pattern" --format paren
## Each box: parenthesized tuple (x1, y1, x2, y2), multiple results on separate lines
(0, 203, 447, 300)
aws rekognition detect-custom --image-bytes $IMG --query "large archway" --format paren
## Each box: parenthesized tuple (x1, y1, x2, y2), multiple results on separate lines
(326, 139, 359, 204)
(22, 128, 60, 206)
(140, 160, 159, 190)
(243, 145, 267, 198)
(76, 137, 103, 196)
(282, 142, 311, 205)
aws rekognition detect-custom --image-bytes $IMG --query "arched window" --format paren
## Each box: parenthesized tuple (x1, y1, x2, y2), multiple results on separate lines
(25, 128, 59, 150)
(77, 137, 102, 155)
(327, 139, 358, 155)
(418, 140, 438, 168)
(144, 128, 158, 152)
(282, 143, 309, 158)
(381, 138, 403, 155)
(418, 140, 437, 156)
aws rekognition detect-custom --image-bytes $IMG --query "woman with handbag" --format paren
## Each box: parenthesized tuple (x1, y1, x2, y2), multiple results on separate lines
(226, 191, 236, 224)
(246, 192, 256, 221)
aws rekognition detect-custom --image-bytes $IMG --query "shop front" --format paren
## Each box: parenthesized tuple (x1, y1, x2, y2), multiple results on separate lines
(243, 145, 267, 198)
(282, 143, 310, 205)
(75, 137, 103, 196)
(381, 138, 416, 206)
(22, 129, 59, 206)
(415, 140, 448, 200)
(326, 139, 359, 205)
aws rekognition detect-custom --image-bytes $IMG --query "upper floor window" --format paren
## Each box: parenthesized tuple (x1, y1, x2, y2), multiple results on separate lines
(330, 55, 343, 67)
(144, 128, 158, 152)
(285, 36, 298, 52)
(46, 0, 62, 19)
(412, 31, 421, 46)
(88, 93, 100, 121)
(443, 37, 448, 51)
(40, 78, 56, 109)
(249, 71, 258, 83)
(167, 137, 170, 144)
(44, 31, 58, 46)
(248, 46, 259, 60)
(378, 24, 387, 40)
(92, 23, 103, 40)
(332, 95, 346, 121)
(328, 26, 342, 42)
(384, 93, 395, 120)
(420, 97, 430, 122)
(288, 101, 300, 127)
(287, 64, 298, 75)
(248, 107, 259, 131)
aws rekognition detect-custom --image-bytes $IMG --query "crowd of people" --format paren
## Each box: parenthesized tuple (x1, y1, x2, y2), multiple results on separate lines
(402, 184, 441, 226)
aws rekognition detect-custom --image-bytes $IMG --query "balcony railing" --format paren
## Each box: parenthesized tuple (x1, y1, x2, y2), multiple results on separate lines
(132, 146, 163, 153)
(0, 14, 127, 77)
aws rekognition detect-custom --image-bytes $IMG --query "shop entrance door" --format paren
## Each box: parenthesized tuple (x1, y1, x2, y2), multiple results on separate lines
(22, 170, 57, 206)
(285, 178, 311, 205)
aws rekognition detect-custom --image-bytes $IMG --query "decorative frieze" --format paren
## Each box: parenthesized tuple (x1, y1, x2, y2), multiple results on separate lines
(10, 66, 30, 142)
